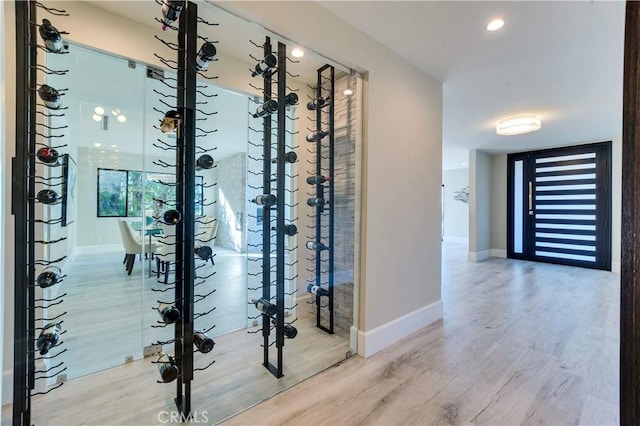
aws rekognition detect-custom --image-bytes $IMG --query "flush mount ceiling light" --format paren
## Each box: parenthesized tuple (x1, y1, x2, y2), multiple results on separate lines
(291, 48, 304, 58)
(487, 18, 504, 31)
(343, 89, 354, 96)
(496, 114, 542, 135)
(94, 106, 104, 115)
(92, 114, 102, 122)
(117, 114, 127, 123)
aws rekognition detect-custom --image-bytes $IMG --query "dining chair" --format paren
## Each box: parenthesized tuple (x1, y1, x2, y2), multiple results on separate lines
(118, 219, 158, 275)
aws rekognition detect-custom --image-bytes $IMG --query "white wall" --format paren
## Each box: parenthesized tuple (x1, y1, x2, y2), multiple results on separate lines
(442, 167, 469, 240)
(3, 0, 15, 405)
(490, 154, 507, 256)
(469, 150, 491, 260)
(0, 0, 5, 407)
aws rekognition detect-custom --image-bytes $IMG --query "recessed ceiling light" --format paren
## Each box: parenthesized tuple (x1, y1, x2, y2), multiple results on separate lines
(461, 162, 467, 166)
(117, 115, 127, 123)
(343, 89, 354, 96)
(92, 114, 102, 122)
(101, 150, 106, 154)
(291, 48, 304, 58)
(94, 143, 101, 147)
(115, 150, 119, 153)
(94, 106, 104, 115)
(487, 19, 504, 31)
(496, 114, 542, 135)
(111, 144, 117, 148)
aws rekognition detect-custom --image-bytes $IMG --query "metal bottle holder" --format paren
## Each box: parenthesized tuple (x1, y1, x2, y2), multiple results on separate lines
(305, 65, 336, 334)
(246, 36, 300, 378)
(12, 2, 72, 424)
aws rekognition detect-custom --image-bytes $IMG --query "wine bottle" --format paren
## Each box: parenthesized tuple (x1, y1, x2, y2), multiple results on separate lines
(196, 154, 214, 170)
(284, 93, 298, 106)
(307, 176, 331, 185)
(306, 241, 329, 251)
(158, 302, 180, 324)
(307, 283, 330, 297)
(307, 96, 330, 110)
(195, 42, 216, 71)
(252, 99, 278, 118)
(36, 323, 61, 355)
(283, 323, 298, 339)
(251, 194, 276, 207)
(161, 0, 184, 30)
(36, 266, 62, 288)
(272, 151, 297, 164)
(37, 189, 60, 204)
(194, 245, 213, 261)
(270, 319, 298, 339)
(157, 353, 179, 383)
(307, 197, 327, 207)
(39, 19, 64, 53)
(251, 53, 277, 77)
(36, 147, 60, 166)
(194, 331, 215, 353)
(38, 84, 62, 109)
(306, 130, 330, 142)
(252, 297, 277, 316)
(271, 224, 297, 236)
(160, 110, 180, 133)
(163, 209, 181, 224)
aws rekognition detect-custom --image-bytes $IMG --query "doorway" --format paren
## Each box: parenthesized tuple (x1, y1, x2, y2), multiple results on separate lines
(507, 142, 612, 270)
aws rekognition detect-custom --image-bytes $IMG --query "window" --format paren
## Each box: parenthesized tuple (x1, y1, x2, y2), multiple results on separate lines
(97, 168, 204, 217)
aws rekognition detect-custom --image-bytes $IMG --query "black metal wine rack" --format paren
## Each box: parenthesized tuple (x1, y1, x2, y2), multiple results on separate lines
(12, 1, 72, 424)
(246, 36, 300, 378)
(306, 65, 335, 334)
(148, 1, 218, 418)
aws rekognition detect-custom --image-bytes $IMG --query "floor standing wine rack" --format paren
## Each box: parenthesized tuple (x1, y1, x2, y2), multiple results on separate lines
(148, 1, 218, 418)
(307, 65, 336, 334)
(13, 1, 72, 424)
(246, 36, 300, 378)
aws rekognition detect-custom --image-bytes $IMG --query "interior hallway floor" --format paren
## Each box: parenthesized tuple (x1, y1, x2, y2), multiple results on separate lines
(225, 239, 620, 425)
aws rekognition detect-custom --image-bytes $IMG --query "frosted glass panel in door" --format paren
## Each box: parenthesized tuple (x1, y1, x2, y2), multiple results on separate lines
(513, 160, 524, 254)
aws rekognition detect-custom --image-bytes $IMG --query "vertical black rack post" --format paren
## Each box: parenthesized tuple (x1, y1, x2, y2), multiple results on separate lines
(260, 36, 275, 375)
(13, 2, 35, 424)
(174, 1, 198, 417)
(274, 41, 287, 377)
(253, 37, 291, 378)
(311, 65, 335, 334)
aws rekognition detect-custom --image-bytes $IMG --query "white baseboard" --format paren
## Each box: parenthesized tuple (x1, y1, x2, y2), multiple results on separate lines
(443, 236, 468, 243)
(357, 300, 443, 358)
(612, 261, 621, 273)
(468, 249, 491, 261)
(491, 249, 507, 258)
(75, 244, 122, 255)
(468, 249, 506, 261)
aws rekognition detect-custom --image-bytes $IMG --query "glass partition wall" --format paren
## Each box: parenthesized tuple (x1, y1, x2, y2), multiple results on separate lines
(19, 1, 361, 424)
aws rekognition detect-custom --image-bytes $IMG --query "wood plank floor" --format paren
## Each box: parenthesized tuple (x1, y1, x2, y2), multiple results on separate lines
(225, 240, 619, 425)
(2, 240, 619, 425)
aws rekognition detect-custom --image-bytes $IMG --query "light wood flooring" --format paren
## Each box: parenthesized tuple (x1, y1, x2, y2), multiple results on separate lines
(45, 246, 249, 380)
(2, 240, 619, 425)
(225, 240, 619, 425)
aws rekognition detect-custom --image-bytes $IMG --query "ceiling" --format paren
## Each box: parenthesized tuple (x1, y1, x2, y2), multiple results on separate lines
(318, 1, 626, 170)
